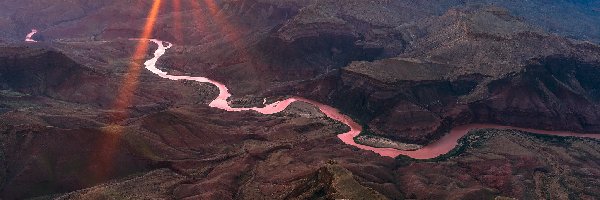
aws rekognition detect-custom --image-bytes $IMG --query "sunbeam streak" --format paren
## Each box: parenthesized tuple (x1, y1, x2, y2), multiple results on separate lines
(199, 0, 252, 62)
(172, 0, 184, 43)
(88, 0, 164, 183)
(187, 0, 213, 36)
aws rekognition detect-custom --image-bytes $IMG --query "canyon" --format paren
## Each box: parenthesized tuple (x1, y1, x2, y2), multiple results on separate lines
(145, 38, 600, 160)
(1, 0, 600, 199)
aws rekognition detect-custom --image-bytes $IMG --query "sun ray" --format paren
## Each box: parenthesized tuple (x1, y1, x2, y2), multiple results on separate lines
(203, 0, 219, 16)
(186, 0, 270, 95)
(172, 0, 184, 43)
(201, 0, 251, 61)
(113, 0, 163, 116)
(186, 0, 214, 36)
(88, 0, 164, 183)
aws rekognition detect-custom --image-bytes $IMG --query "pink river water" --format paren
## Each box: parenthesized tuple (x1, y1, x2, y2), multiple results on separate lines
(25, 29, 37, 42)
(136, 39, 600, 159)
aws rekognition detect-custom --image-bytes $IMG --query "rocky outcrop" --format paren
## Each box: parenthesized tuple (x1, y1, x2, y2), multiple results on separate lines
(320, 59, 480, 144)
(307, 7, 600, 145)
(325, 53, 600, 145)
(258, 0, 453, 65)
(401, 6, 600, 78)
(286, 164, 389, 200)
(471, 57, 600, 132)
(396, 129, 600, 199)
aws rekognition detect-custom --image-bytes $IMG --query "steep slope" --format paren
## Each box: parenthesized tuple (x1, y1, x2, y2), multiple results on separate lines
(304, 7, 600, 145)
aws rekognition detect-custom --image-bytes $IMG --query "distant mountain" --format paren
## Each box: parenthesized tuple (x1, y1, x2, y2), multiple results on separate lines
(0, 0, 599, 43)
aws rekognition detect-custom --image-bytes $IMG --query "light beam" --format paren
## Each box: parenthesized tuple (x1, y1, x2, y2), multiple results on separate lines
(88, 0, 164, 183)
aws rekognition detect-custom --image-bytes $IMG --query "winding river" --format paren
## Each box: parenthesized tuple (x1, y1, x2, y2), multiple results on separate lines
(21, 26, 600, 159)
(139, 39, 600, 159)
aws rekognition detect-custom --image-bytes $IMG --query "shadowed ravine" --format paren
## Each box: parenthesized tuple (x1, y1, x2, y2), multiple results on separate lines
(140, 39, 600, 159)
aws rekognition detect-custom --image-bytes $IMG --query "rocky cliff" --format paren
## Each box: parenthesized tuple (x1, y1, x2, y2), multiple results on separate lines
(300, 7, 600, 145)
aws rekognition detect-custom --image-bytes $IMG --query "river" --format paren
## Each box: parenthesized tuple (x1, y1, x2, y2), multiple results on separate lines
(122, 39, 600, 159)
